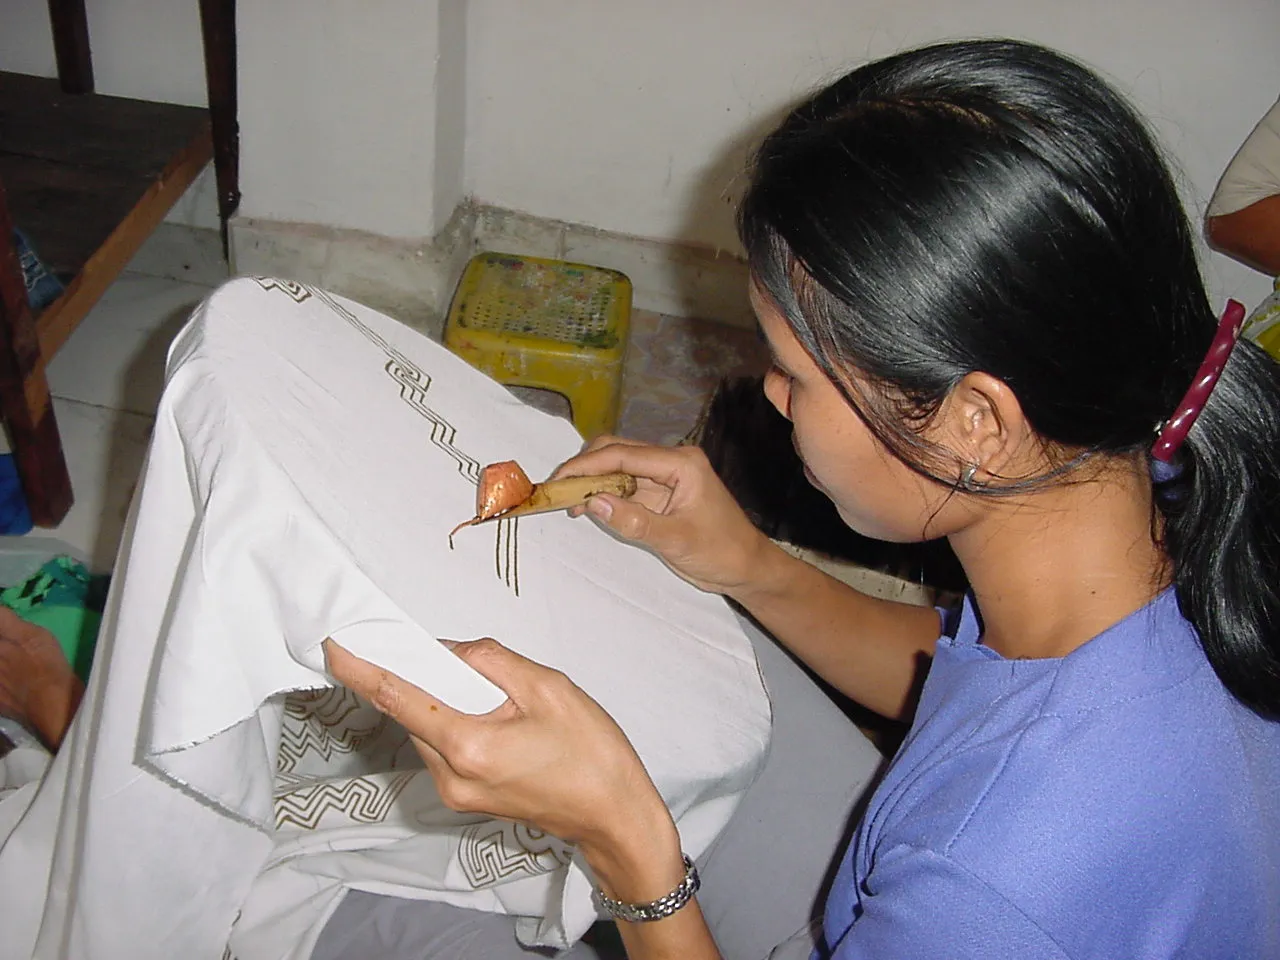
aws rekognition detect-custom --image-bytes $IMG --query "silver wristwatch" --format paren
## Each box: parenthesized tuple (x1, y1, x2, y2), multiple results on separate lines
(594, 855, 701, 923)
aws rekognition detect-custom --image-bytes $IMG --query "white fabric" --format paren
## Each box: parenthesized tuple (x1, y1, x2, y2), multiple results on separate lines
(1207, 97, 1280, 218)
(0, 278, 770, 960)
(0, 718, 48, 819)
(309, 613, 889, 960)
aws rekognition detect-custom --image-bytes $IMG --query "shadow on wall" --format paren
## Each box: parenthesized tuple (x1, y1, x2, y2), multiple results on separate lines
(674, 100, 790, 256)
(664, 99, 799, 326)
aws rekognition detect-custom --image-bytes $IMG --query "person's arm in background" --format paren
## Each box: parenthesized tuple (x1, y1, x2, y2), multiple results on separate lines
(1206, 99, 1280, 276)
(1206, 195, 1280, 275)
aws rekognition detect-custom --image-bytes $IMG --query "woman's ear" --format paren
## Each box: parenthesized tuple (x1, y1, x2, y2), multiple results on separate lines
(938, 371, 1033, 484)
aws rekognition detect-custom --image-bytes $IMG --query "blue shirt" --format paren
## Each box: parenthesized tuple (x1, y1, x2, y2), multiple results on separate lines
(821, 590, 1280, 959)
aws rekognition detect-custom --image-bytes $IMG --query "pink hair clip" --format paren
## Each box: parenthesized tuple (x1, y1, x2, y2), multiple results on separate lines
(1151, 299, 1246, 465)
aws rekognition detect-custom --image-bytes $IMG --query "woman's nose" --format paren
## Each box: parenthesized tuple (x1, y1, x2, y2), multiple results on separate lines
(762, 368, 792, 421)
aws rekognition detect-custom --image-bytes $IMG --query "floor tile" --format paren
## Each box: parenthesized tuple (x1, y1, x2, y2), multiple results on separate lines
(41, 399, 154, 572)
(45, 274, 212, 416)
(126, 221, 231, 288)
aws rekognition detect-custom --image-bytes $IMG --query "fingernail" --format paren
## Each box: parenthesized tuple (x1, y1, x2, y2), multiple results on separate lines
(587, 496, 613, 521)
(439, 638, 459, 649)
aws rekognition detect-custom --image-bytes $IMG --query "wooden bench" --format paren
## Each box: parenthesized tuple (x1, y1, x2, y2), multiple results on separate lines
(0, 0, 238, 526)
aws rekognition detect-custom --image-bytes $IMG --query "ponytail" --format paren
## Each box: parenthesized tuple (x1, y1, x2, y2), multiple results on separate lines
(1156, 340, 1280, 718)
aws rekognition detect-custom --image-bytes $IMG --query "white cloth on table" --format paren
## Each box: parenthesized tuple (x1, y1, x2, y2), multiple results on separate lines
(0, 277, 771, 960)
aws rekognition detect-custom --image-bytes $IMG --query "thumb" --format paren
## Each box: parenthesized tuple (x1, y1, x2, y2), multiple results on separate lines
(586, 493, 679, 551)
(447, 638, 541, 703)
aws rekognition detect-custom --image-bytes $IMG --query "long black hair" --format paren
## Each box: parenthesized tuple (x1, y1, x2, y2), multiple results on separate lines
(738, 38, 1280, 717)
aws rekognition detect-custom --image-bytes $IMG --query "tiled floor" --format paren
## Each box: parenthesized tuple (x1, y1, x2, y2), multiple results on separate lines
(24, 258, 769, 573)
(619, 310, 769, 445)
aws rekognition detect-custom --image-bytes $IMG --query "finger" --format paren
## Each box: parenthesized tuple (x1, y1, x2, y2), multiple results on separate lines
(584, 433, 631, 452)
(567, 471, 668, 517)
(552, 436, 648, 480)
(446, 638, 561, 707)
(323, 639, 466, 741)
(556, 442, 690, 489)
(554, 434, 631, 478)
(584, 491, 683, 552)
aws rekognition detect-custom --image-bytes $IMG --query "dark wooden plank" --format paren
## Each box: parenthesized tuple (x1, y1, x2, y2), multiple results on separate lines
(36, 125, 213, 361)
(199, 0, 240, 246)
(0, 69, 214, 287)
(46, 0, 94, 94)
(0, 154, 152, 278)
(0, 72, 209, 174)
(0, 179, 73, 525)
(0, 10, 235, 528)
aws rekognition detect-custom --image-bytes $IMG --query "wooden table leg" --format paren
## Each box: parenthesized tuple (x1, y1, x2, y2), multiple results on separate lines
(199, 0, 240, 257)
(46, 0, 95, 95)
(0, 181, 73, 527)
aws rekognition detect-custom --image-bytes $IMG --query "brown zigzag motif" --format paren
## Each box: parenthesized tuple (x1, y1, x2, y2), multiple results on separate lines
(277, 689, 388, 774)
(252, 278, 514, 594)
(309, 285, 482, 484)
(251, 276, 312, 303)
(384, 357, 482, 483)
(274, 772, 417, 831)
(251, 276, 482, 483)
(459, 821, 574, 889)
(285, 687, 370, 728)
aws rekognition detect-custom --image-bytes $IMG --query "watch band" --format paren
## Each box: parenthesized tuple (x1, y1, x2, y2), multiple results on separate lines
(594, 855, 700, 923)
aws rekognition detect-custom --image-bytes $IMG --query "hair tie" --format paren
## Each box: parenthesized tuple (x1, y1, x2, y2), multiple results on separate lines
(1150, 299, 1245, 472)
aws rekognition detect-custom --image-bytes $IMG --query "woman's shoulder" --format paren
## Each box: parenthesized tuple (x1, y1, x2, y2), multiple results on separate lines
(929, 590, 1243, 722)
(883, 589, 1280, 893)
(864, 630, 1280, 957)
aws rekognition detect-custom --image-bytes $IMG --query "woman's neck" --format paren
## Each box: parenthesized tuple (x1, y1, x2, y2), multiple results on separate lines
(948, 458, 1170, 660)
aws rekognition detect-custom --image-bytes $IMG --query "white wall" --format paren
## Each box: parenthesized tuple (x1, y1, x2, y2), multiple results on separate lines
(1, 0, 465, 240)
(433, 0, 468, 235)
(237, 0, 464, 239)
(465, 0, 1280, 306)
(0, 0, 208, 106)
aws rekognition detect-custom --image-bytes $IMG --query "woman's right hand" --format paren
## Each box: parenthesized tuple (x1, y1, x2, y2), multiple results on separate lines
(553, 438, 776, 596)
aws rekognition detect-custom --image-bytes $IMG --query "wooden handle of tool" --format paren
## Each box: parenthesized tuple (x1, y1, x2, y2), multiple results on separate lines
(502, 472, 638, 519)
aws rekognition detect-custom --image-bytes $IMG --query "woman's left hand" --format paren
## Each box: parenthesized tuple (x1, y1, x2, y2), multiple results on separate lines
(322, 637, 676, 860)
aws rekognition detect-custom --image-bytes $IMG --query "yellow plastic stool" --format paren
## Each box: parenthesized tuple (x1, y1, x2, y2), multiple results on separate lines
(444, 252, 633, 439)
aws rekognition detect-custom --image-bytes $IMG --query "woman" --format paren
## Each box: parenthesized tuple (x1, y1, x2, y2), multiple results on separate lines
(326, 39, 1280, 959)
